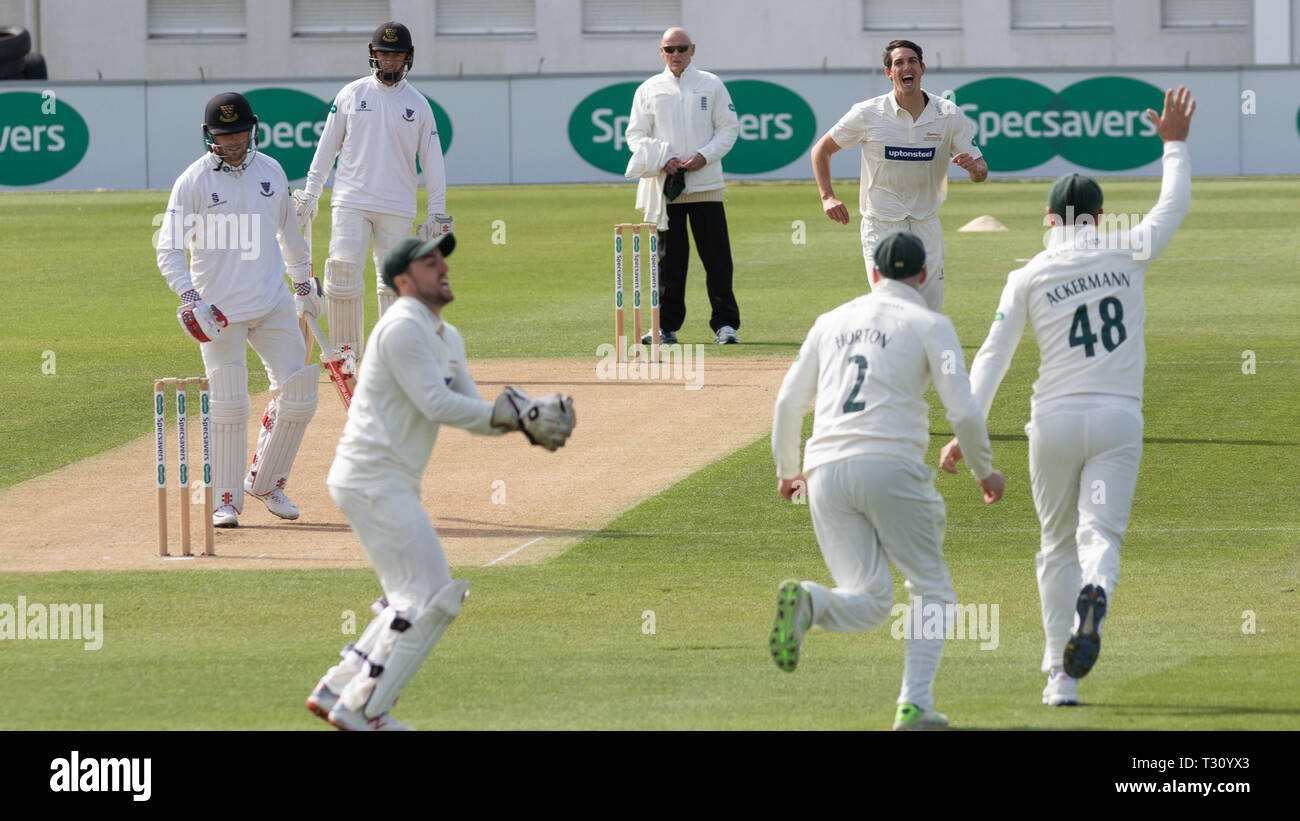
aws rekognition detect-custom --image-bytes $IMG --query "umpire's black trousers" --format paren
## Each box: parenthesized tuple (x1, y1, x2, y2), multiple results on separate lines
(658, 201, 741, 334)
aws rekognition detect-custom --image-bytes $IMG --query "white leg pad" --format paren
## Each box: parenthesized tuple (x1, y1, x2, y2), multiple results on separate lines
(248, 364, 319, 495)
(340, 579, 470, 718)
(319, 596, 388, 693)
(377, 283, 397, 317)
(324, 258, 365, 360)
(208, 364, 249, 512)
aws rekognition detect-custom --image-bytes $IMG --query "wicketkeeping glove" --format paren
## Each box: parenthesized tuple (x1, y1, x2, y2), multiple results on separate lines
(294, 276, 324, 320)
(491, 387, 577, 451)
(292, 189, 319, 232)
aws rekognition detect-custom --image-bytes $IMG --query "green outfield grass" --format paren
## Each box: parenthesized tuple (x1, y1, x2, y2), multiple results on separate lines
(1, 178, 1297, 729)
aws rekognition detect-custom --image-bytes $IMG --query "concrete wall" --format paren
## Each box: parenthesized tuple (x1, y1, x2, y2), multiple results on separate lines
(2, 0, 1284, 82)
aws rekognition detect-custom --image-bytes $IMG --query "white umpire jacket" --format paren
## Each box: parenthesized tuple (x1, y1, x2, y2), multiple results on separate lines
(625, 65, 739, 199)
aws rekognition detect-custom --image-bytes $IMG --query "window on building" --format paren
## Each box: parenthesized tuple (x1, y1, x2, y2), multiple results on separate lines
(1160, 0, 1248, 28)
(582, 0, 680, 34)
(292, 0, 390, 37)
(148, 0, 246, 40)
(436, 0, 537, 36)
(1011, 0, 1113, 29)
(862, 0, 961, 31)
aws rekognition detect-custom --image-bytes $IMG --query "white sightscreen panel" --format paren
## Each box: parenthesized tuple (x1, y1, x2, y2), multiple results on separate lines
(436, 0, 536, 35)
(862, 0, 961, 30)
(582, 0, 680, 33)
(148, 0, 247, 37)
(292, 0, 391, 36)
(1011, 0, 1112, 28)
(1160, 0, 1248, 27)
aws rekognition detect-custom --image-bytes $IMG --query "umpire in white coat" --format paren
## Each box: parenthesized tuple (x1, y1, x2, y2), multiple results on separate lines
(625, 27, 741, 346)
(306, 233, 576, 731)
(769, 230, 1005, 730)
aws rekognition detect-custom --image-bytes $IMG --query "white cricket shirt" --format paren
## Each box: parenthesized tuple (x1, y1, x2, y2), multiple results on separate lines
(328, 298, 501, 492)
(829, 90, 980, 222)
(969, 141, 1191, 415)
(773, 278, 994, 481)
(305, 75, 445, 219)
(156, 151, 310, 322)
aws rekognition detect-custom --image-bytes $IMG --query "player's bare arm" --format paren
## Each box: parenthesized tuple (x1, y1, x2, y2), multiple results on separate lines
(1145, 84, 1196, 142)
(811, 133, 849, 225)
(951, 153, 988, 182)
(778, 475, 805, 501)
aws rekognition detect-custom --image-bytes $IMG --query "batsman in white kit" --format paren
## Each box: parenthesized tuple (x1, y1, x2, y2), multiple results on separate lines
(941, 86, 1196, 707)
(294, 20, 452, 361)
(770, 230, 1005, 730)
(811, 38, 987, 311)
(307, 233, 576, 731)
(156, 92, 324, 528)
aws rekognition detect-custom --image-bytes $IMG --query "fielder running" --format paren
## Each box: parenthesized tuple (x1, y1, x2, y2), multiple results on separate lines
(295, 20, 451, 360)
(811, 38, 987, 310)
(940, 86, 1196, 707)
(306, 233, 576, 731)
(156, 92, 323, 528)
(770, 230, 1005, 730)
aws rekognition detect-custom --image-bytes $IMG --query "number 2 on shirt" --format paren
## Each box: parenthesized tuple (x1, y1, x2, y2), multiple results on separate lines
(1068, 297, 1127, 358)
(842, 355, 868, 413)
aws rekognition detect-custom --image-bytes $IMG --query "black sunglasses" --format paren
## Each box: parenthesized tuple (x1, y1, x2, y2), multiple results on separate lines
(661, 44, 691, 54)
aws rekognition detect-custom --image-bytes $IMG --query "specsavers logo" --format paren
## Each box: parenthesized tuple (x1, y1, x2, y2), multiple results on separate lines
(569, 79, 815, 175)
(0, 91, 90, 185)
(242, 88, 330, 181)
(955, 76, 1165, 172)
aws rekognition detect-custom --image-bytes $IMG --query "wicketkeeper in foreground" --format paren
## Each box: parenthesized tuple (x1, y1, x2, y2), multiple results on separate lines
(307, 233, 576, 731)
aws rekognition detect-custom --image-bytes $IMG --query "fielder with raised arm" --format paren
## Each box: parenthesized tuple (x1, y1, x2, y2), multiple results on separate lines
(940, 86, 1196, 708)
(769, 230, 1004, 731)
(811, 39, 987, 311)
(156, 92, 324, 528)
(307, 233, 575, 731)
(294, 21, 451, 360)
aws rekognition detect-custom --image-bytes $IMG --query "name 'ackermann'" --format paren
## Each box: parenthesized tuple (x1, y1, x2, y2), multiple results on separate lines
(1043, 271, 1132, 306)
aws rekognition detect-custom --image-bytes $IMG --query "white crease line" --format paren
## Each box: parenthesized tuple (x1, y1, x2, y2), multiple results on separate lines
(484, 536, 544, 567)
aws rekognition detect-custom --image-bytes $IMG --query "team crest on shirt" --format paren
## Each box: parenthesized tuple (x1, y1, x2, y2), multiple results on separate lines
(699, 96, 708, 110)
(259, 181, 274, 197)
(403, 108, 415, 121)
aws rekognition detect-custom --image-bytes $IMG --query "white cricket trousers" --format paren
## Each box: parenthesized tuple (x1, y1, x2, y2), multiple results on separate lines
(1027, 395, 1142, 672)
(328, 484, 452, 614)
(329, 206, 413, 298)
(861, 214, 945, 311)
(804, 455, 956, 710)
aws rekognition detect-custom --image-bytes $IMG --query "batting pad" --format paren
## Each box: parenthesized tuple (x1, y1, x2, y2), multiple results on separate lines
(340, 579, 470, 718)
(319, 597, 390, 694)
(323, 258, 365, 360)
(208, 363, 250, 511)
(376, 284, 397, 317)
(248, 364, 319, 495)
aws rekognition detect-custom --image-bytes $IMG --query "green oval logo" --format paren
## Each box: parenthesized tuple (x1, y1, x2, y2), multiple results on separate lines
(724, 80, 816, 174)
(568, 81, 642, 175)
(954, 78, 1057, 172)
(956, 76, 1164, 172)
(243, 88, 331, 180)
(0, 91, 90, 185)
(1049, 77, 1163, 170)
(424, 95, 453, 155)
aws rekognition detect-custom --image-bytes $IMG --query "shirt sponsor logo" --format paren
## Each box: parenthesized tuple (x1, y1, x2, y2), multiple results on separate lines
(208, 192, 227, 207)
(359, 100, 368, 110)
(259, 181, 273, 197)
(924, 131, 943, 141)
(700, 96, 708, 110)
(885, 145, 936, 161)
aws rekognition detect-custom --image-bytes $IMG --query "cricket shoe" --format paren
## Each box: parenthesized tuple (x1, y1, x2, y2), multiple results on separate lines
(893, 703, 949, 731)
(244, 476, 300, 520)
(306, 684, 338, 721)
(212, 504, 239, 528)
(326, 705, 414, 732)
(714, 325, 739, 344)
(1042, 669, 1079, 706)
(1063, 584, 1107, 679)
(769, 579, 813, 672)
(641, 330, 678, 345)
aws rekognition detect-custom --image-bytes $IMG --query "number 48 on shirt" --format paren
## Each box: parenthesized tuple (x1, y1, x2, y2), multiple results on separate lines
(1068, 297, 1127, 358)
